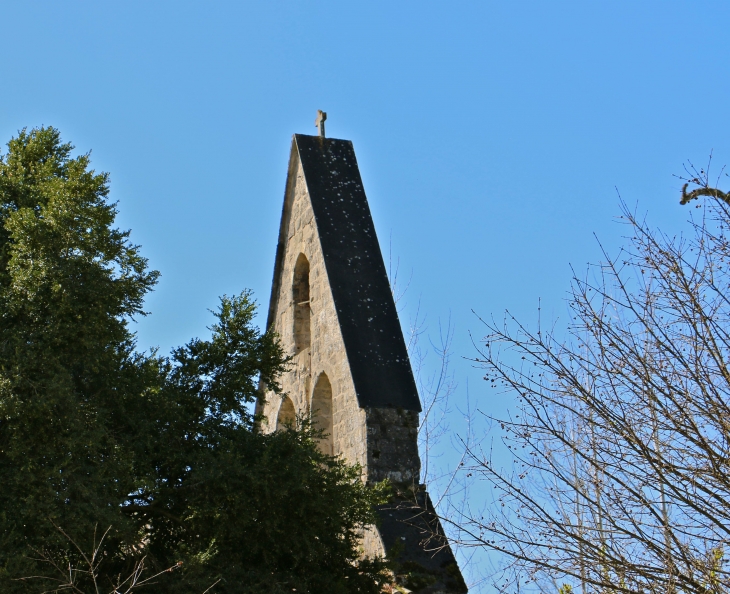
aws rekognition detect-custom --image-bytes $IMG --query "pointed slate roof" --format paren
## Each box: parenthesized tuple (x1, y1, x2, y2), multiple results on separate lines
(267, 134, 421, 411)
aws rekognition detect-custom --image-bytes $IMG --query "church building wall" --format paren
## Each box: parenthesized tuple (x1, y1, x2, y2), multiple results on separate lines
(260, 157, 369, 472)
(255, 134, 467, 590)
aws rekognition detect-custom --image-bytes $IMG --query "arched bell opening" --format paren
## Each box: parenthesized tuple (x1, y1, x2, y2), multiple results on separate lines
(292, 254, 311, 353)
(277, 396, 296, 430)
(311, 372, 334, 456)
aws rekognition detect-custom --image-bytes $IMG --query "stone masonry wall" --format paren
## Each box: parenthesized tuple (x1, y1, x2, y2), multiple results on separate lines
(365, 407, 420, 485)
(260, 156, 368, 472)
(257, 140, 466, 591)
(259, 152, 424, 561)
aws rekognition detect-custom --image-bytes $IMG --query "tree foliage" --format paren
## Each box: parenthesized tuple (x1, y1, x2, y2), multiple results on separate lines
(456, 170, 730, 593)
(0, 127, 388, 593)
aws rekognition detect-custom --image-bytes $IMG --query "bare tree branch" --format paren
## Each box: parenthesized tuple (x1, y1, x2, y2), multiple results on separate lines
(450, 178, 730, 593)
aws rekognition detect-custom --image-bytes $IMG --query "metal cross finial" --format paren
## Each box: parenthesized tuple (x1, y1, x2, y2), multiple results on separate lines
(315, 110, 327, 137)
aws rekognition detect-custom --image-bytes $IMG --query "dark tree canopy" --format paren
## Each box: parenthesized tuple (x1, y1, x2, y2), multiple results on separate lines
(0, 127, 389, 594)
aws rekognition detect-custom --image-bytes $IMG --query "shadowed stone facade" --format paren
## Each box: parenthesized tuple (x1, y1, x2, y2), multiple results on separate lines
(256, 134, 467, 593)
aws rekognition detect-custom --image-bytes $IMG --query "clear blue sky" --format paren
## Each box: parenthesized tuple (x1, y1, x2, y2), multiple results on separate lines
(2, 1, 729, 588)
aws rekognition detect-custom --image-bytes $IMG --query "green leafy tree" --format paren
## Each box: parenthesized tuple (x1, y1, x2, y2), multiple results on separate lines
(0, 127, 388, 593)
(0, 126, 160, 582)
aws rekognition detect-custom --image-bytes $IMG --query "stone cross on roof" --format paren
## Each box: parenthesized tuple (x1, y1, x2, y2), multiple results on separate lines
(315, 110, 327, 137)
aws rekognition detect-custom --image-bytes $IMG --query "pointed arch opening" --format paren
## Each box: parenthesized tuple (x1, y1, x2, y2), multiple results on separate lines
(277, 396, 296, 430)
(311, 372, 333, 456)
(292, 254, 311, 353)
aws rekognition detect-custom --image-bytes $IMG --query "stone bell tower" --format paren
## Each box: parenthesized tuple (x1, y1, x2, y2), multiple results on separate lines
(257, 130, 467, 593)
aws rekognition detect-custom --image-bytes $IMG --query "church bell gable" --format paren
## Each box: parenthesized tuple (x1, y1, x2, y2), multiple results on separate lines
(258, 131, 467, 593)
(267, 134, 421, 412)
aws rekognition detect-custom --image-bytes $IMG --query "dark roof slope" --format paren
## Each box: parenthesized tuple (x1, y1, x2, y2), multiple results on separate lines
(376, 493, 468, 593)
(267, 134, 421, 411)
